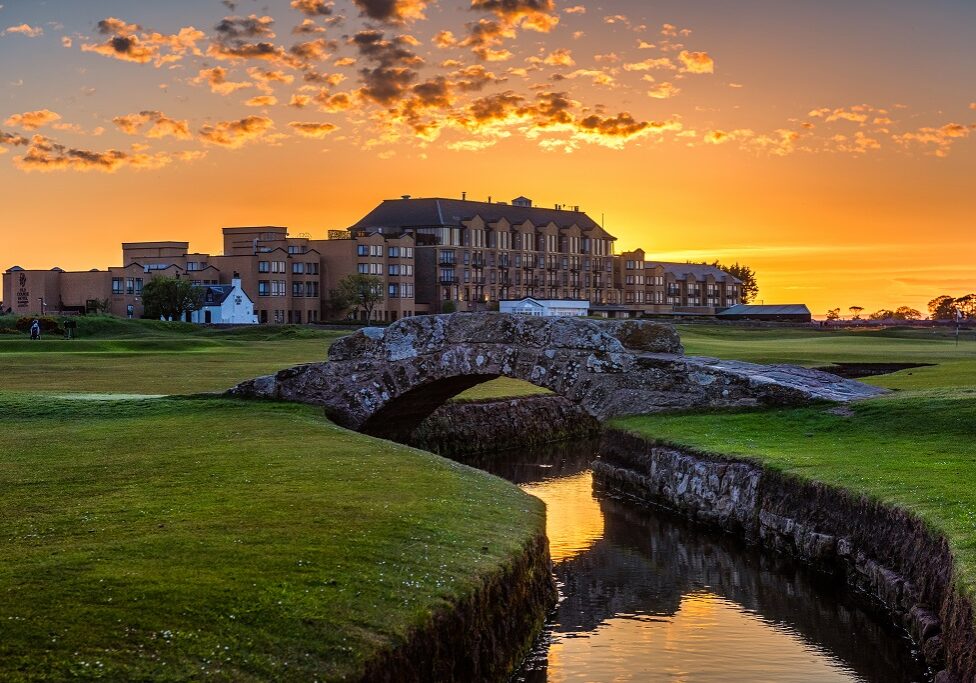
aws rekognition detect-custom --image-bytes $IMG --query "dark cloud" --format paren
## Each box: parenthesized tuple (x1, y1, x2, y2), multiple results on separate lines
(351, 30, 424, 104)
(214, 14, 275, 41)
(352, 0, 430, 24)
(0, 131, 30, 146)
(13, 135, 177, 172)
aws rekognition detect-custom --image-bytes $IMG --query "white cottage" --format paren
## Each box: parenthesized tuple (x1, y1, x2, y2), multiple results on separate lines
(499, 297, 590, 317)
(190, 277, 258, 325)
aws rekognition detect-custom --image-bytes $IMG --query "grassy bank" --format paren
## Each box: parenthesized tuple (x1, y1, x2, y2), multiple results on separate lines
(0, 394, 545, 681)
(0, 316, 343, 394)
(677, 323, 976, 390)
(613, 323, 976, 597)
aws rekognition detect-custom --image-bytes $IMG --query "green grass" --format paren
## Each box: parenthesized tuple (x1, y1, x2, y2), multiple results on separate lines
(0, 394, 544, 681)
(677, 324, 976, 390)
(614, 323, 976, 598)
(0, 317, 344, 395)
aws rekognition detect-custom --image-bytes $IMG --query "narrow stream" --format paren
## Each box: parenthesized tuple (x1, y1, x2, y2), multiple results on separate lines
(454, 439, 932, 683)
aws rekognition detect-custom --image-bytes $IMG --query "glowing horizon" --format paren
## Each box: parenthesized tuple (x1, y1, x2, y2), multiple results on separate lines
(1, 0, 974, 316)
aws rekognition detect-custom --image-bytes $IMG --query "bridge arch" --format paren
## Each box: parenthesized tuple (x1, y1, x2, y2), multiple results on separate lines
(229, 313, 885, 438)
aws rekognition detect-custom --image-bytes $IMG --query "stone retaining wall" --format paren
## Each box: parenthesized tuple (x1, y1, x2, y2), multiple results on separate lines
(408, 394, 600, 455)
(593, 429, 976, 683)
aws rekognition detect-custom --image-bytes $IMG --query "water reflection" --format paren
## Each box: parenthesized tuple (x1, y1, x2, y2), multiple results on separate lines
(456, 441, 930, 683)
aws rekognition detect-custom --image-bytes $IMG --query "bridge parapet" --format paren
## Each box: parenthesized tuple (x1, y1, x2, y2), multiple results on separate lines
(229, 313, 886, 441)
(328, 314, 683, 363)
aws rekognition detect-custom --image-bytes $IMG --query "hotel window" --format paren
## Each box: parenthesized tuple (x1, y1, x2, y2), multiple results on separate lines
(305, 282, 318, 297)
(135, 278, 143, 294)
(292, 282, 304, 297)
(357, 245, 369, 257)
(370, 245, 383, 257)
(388, 246, 400, 258)
(125, 278, 135, 295)
(357, 263, 369, 274)
(389, 264, 400, 276)
(306, 262, 319, 275)
(292, 262, 305, 275)
(272, 261, 286, 273)
(258, 280, 270, 297)
(258, 261, 270, 273)
(369, 263, 383, 275)
(402, 283, 414, 298)
(288, 245, 305, 254)
(402, 264, 413, 276)
(388, 283, 399, 297)
(112, 278, 123, 294)
(403, 247, 413, 258)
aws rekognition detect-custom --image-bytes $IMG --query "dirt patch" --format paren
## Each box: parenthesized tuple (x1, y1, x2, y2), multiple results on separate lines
(815, 362, 935, 379)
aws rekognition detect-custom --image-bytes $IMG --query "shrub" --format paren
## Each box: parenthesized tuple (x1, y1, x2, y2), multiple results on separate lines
(15, 317, 64, 336)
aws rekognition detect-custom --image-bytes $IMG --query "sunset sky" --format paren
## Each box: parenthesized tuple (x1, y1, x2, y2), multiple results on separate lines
(1, 0, 973, 314)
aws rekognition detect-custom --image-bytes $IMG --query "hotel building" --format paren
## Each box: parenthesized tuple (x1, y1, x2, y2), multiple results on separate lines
(2, 195, 743, 322)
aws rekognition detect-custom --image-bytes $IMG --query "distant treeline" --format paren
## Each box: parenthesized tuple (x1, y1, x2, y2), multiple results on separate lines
(825, 294, 975, 322)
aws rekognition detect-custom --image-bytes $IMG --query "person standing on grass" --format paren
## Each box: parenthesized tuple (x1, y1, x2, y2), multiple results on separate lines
(30, 319, 40, 340)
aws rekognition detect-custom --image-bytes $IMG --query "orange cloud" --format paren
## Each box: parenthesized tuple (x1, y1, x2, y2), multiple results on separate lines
(4, 109, 62, 131)
(81, 17, 204, 67)
(4, 24, 44, 38)
(112, 111, 191, 139)
(192, 66, 252, 95)
(647, 81, 680, 99)
(288, 121, 339, 137)
(198, 115, 275, 147)
(245, 95, 278, 106)
(623, 57, 674, 72)
(678, 50, 714, 74)
(290, 0, 334, 16)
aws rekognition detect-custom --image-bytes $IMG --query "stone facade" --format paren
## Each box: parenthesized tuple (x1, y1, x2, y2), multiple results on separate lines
(228, 313, 885, 441)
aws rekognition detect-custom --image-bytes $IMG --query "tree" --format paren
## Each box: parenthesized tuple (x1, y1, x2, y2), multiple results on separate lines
(825, 308, 841, 321)
(693, 261, 759, 303)
(928, 295, 956, 320)
(956, 293, 976, 319)
(141, 276, 203, 321)
(848, 306, 864, 320)
(868, 308, 894, 320)
(892, 306, 922, 321)
(87, 298, 112, 315)
(441, 300, 457, 314)
(335, 274, 384, 322)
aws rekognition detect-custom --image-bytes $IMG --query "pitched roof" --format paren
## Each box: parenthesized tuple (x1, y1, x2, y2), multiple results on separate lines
(646, 261, 742, 283)
(198, 284, 234, 306)
(718, 304, 811, 316)
(349, 197, 610, 235)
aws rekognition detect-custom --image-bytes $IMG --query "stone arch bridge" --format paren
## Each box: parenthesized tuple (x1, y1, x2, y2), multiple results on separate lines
(229, 313, 884, 442)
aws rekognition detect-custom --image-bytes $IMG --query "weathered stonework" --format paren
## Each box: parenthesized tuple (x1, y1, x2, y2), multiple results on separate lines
(228, 313, 885, 441)
(409, 394, 600, 455)
(594, 430, 976, 683)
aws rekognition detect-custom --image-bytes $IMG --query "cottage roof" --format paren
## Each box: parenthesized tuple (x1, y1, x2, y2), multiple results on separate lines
(198, 284, 234, 306)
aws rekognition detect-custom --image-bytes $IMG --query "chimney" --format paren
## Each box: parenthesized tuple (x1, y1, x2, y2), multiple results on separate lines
(488, 195, 492, 203)
(462, 191, 467, 200)
(232, 271, 242, 288)
(401, 194, 411, 199)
